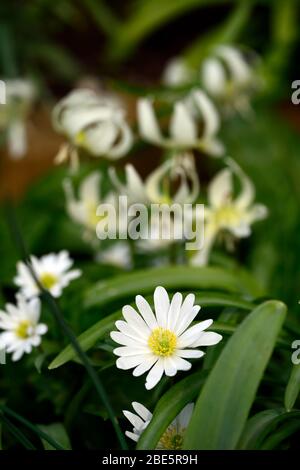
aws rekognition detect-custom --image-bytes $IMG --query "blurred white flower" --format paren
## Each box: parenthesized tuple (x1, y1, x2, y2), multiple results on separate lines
(0, 295, 47, 361)
(124, 401, 194, 449)
(95, 242, 132, 269)
(137, 90, 224, 156)
(14, 251, 81, 299)
(111, 286, 222, 390)
(162, 57, 194, 87)
(0, 78, 35, 159)
(110, 153, 199, 205)
(64, 171, 121, 244)
(201, 45, 259, 114)
(52, 89, 133, 167)
(190, 158, 268, 266)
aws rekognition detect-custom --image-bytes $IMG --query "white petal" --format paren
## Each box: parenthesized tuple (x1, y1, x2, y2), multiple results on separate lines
(79, 172, 101, 203)
(125, 431, 139, 442)
(115, 320, 149, 341)
(208, 168, 233, 208)
(190, 331, 222, 348)
(201, 58, 226, 96)
(137, 99, 162, 144)
(154, 286, 170, 328)
(163, 357, 178, 377)
(145, 359, 164, 390)
(169, 102, 197, 144)
(132, 402, 153, 422)
(123, 410, 145, 430)
(107, 120, 133, 159)
(177, 319, 213, 348)
(217, 45, 251, 85)
(227, 158, 254, 209)
(176, 349, 204, 359)
(121, 305, 150, 337)
(135, 295, 158, 330)
(113, 346, 149, 357)
(172, 356, 191, 371)
(167, 292, 182, 330)
(116, 355, 146, 370)
(110, 331, 146, 347)
(133, 356, 158, 377)
(192, 90, 220, 137)
(175, 305, 200, 336)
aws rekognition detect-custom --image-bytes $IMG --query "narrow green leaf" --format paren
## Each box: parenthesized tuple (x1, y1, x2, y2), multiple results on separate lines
(84, 266, 262, 310)
(184, 300, 287, 449)
(39, 423, 71, 450)
(137, 371, 206, 450)
(237, 409, 283, 449)
(284, 364, 300, 411)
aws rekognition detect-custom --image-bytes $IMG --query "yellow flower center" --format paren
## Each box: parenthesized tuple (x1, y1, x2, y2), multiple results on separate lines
(75, 130, 86, 146)
(40, 272, 58, 290)
(157, 425, 185, 450)
(214, 204, 243, 228)
(148, 328, 177, 357)
(15, 320, 31, 339)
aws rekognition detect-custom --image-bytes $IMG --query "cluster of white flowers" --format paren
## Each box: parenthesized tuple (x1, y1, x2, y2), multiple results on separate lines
(0, 251, 81, 361)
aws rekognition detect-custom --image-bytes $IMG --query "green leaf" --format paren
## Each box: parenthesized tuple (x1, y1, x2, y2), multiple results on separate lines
(39, 423, 71, 450)
(49, 291, 253, 370)
(84, 266, 263, 310)
(183, 300, 287, 449)
(137, 371, 206, 450)
(284, 364, 300, 411)
(237, 409, 283, 449)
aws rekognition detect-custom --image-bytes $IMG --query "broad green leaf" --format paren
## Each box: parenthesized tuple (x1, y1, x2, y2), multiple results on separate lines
(284, 364, 300, 411)
(39, 423, 71, 450)
(49, 291, 253, 370)
(183, 300, 287, 449)
(84, 266, 262, 310)
(137, 371, 206, 450)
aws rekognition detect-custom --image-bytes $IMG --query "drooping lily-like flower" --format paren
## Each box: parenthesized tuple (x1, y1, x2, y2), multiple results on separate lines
(111, 286, 222, 390)
(52, 89, 133, 168)
(137, 90, 224, 156)
(201, 45, 259, 114)
(124, 401, 194, 449)
(0, 79, 35, 159)
(110, 153, 199, 205)
(95, 242, 132, 269)
(14, 251, 82, 299)
(0, 295, 47, 361)
(190, 158, 268, 266)
(64, 171, 122, 244)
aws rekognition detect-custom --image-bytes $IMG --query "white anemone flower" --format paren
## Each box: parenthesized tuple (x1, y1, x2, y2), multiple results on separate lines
(137, 90, 224, 156)
(52, 89, 133, 168)
(0, 79, 35, 159)
(201, 45, 259, 114)
(63, 171, 123, 244)
(0, 295, 47, 361)
(95, 242, 132, 269)
(124, 401, 194, 449)
(162, 57, 194, 87)
(14, 251, 82, 299)
(111, 286, 222, 390)
(190, 158, 268, 266)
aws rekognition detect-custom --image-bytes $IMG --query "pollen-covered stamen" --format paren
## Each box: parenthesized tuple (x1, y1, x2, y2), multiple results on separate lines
(148, 327, 177, 357)
(40, 272, 58, 290)
(157, 425, 185, 450)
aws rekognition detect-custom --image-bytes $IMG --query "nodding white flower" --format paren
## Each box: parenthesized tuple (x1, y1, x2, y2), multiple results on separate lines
(190, 158, 268, 266)
(111, 286, 222, 390)
(52, 89, 133, 168)
(124, 401, 194, 449)
(95, 242, 132, 269)
(137, 90, 224, 156)
(14, 251, 82, 299)
(201, 45, 259, 114)
(0, 79, 35, 159)
(162, 57, 194, 87)
(0, 295, 47, 361)
(110, 153, 200, 205)
(63, 171, 122, 244)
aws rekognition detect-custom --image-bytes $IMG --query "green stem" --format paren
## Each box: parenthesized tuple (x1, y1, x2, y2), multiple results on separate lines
(0, 412, 36, 449)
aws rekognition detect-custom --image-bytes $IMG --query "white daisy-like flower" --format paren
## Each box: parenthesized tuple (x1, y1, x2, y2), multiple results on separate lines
(190, 158, 268, 266)
(14, 251, 82, 299)
(124, 401, 194, 449)
(0, 295, 47, 361)
(137, 89, 224, 156)
(52, 89, 133, 168)
(0, 78, 35, 159)
(201, 45, 260, 114)
(111, 286, 222, 390)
